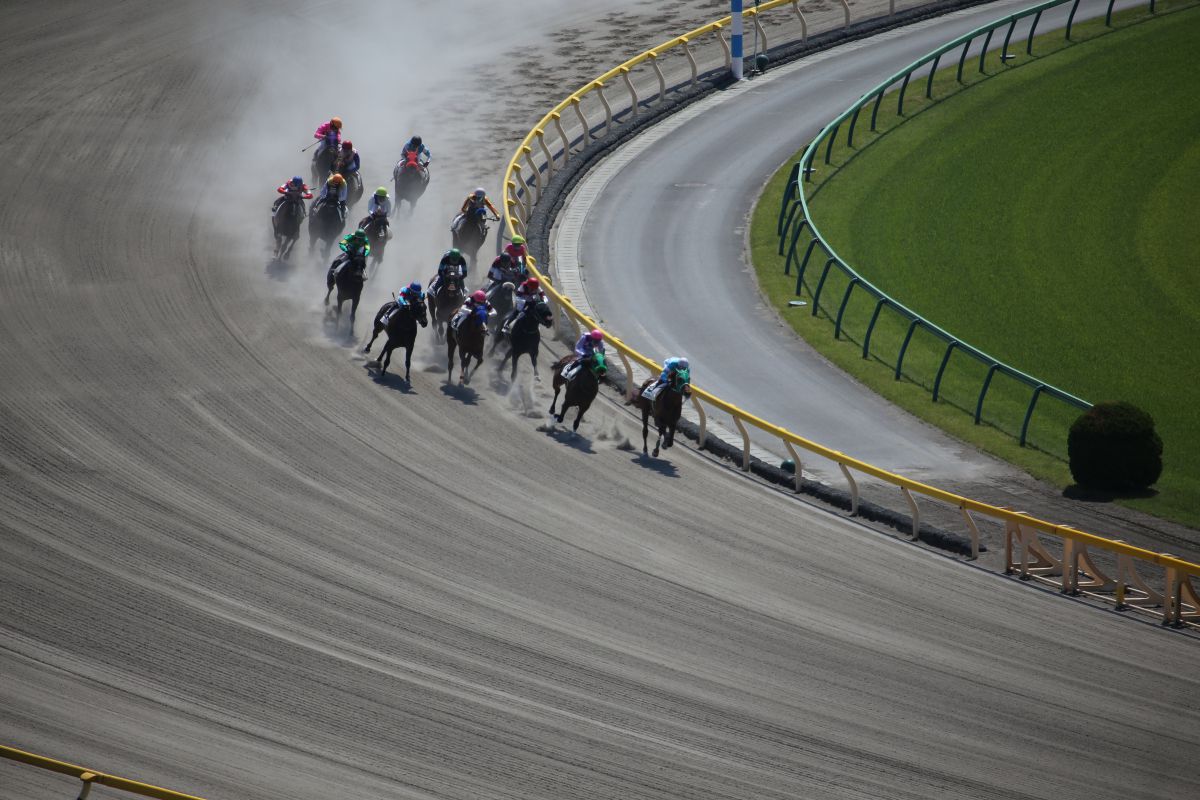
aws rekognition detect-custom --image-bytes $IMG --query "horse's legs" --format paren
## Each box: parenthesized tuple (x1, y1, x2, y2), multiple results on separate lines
(549, 384, 560, 416)
(653, 427, 663, 458)
(572, 404, 585, 432)
(364, 324, 381, 353)
(379, 342, 392, 375)
(641, 408, 650, 455)
(403, 344, 413, 382)
(446, 338, 456, 384)
(348, 295, 360, 335)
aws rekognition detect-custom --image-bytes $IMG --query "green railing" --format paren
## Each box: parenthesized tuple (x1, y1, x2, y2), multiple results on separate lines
(774, 0, 1166, 449)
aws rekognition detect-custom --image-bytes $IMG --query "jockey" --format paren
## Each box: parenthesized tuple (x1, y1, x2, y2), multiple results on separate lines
(313, 116, 343, 157)
(501, 276, 546, 334)
(503, 234, 528, 265)
(485, 252, 525, 297)
(383, 281, 424, 325)
(453, 187, 499, 233)
(398, 281, 424, 307)
(313, 174, 348, 221)
(357, 187, 393, 232)
(428, 248, 468, 297)
(400, 135, 431, 165)
(460, 187, 500, 218)
(334, 140, 361, 178)
(565, 329, 605, 377)
(644, 356, 690, 399)
(451, 289, 492, 332)
(273, 176, 313, 212)
(338, 228, 371, 259)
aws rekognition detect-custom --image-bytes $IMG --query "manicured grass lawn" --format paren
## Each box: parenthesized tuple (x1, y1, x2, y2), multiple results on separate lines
(750, 3, 1200, 527)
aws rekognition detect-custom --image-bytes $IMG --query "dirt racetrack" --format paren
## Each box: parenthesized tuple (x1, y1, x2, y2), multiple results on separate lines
(2, 2, 1198, 800)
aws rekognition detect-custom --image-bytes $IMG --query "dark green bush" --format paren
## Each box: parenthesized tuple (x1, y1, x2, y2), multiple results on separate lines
(1068, 402, 1163, 491)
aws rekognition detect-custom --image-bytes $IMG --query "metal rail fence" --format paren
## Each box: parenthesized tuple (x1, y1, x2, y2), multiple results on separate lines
(776, 0, 1168, 449)
(0, 745, 206, 800)
(498, 0, 1200, 628)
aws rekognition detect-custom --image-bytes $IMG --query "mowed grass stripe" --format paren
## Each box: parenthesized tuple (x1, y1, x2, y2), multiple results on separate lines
(750, 4, 1200, 526)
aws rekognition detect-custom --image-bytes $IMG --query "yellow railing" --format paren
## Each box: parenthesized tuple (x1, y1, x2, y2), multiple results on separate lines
(500, 0, 1200, 625)
(1, 745, 207, 800)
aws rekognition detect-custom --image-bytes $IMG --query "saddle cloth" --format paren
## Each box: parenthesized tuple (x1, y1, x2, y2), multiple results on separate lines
(641, 383, 663, 402)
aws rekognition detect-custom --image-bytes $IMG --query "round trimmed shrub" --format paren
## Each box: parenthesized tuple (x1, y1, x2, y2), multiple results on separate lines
(1068, 402, 1163, 491)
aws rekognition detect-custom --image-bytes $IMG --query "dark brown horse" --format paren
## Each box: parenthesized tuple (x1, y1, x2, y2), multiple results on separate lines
(632, 368, 691, 457)
(549, 351, 607, 432)
(497, 300, 552, 381)
(392, 153, 429, 215)
(324, 254, 366, 334)
(446, 306, 488, 385)
(427, 269, 465, 341)
(363, 298, 428, 381)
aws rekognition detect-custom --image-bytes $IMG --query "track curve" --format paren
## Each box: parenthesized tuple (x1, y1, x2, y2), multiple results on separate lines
(569, 0, 1200, 558)
(2, 2, 1198, 799)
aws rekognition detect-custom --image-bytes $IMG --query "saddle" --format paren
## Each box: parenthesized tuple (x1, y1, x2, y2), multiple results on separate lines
(562, 360, 583, 381)
(641, 382, 663, 402)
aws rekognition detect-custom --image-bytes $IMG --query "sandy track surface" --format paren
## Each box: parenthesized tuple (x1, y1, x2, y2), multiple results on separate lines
(2, 2, 1197, 799)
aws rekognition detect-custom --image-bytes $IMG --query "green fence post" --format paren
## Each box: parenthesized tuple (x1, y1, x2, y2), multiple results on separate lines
(783, 218, 809, 274)
(1000, 18, 1018, 63)
(932, 340, 960, 401)
(897, 71, 912, 116)
(776, 164, 800, 236)
(975, 364, 1001, 423)
(1066, 0, 1081, 40)
(812, 258, 838, 315)
(1027, 10, 1044, 54)
(894, 318, 922, 379)
(1019, 385, 1046, 446)
(834, 278, 860, 339)
(1151, 0, 1157, 12)
(824, 124, 841, 165)
(870, 89, 886, 130)
(777, 197, 802, 256)
(977, 28, 995, 73)
(847, 105, 863, 147)
(863, 296, 889, 358)
(803, 148, 816, 182)
(1104, 0, 1117, 26)
(925, 53, 942, 98)
(795, 239, 822, 294)
(957, 37, 973, 83)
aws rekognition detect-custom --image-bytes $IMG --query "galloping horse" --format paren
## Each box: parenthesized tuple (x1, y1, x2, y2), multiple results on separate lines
(272, 197, 305, 260)
(446, 307, 488, 385)
(633, 369, 692, 457)
(426, 268, 465, 341)
(362, 213, 389, 273)
(392, 153, 429, 215)
(549, 352, 607, 432)
(497, 301, 552, 381)
(308, 199, 344, 257)
(486, 282, 515, 343)
(324, 254, 366, 334)
(363, 299, 428, 381)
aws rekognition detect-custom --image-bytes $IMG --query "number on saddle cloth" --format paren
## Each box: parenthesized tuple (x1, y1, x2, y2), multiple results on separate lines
(641, 382, 663, 402)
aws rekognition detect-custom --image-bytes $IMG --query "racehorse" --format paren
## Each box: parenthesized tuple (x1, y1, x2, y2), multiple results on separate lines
(324, 254, 366, 335)
(486, 282, 515, 343)
(632, 369, 692, 457)
(450, 206, 493, 269)
(446, 307, 488, 385)
(426, 268, 465, 341)
(363, 298, 428, 382)
(392, 153, 429, 215)
(549, 352, 607, 432)
(310, 145, 336, 188)
(331, 155, 364, 207)
(308, 198, 345, 257)
(271, 197, 305, 260)
(362, 212, 389, 273)
(496, 300, 552, 381)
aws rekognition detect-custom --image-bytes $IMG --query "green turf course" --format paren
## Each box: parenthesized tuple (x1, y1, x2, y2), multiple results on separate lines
(749, 3, 1200, 527)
